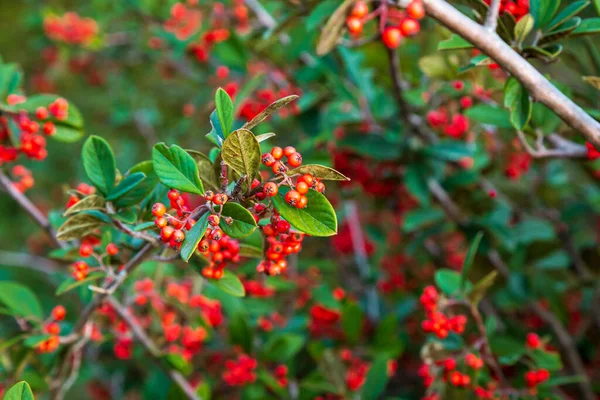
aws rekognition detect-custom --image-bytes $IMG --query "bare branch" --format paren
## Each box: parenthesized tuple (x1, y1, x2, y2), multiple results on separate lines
(484, 0, 502, 32)
(107, 297, 201, 400)
(0, 250, 64, 274)
(422, 0, 600, 147)
(0, 169, 65, 249)
(515, 131, 588, 159)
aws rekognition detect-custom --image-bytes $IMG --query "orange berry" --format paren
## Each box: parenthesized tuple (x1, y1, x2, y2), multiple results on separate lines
(347, 16, 363, 35)
(264, 182, 278, 197)
(297, 195, 308, 209)
(382, 27, 403, 49)
(285, 190, 301, 207)
(287, 152, 302, 168)
(296, 181, 309, 195)
(271, 146, 283, 160)
(351, 1, 369, 18)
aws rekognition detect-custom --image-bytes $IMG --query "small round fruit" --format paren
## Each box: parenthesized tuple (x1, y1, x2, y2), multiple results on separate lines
(351, 1, 369, 18)
(155, 217, 168, 228)
(271, 146, 284, 160)
(347, 16, 363, 34)
(283, 146, 296, 157)
(167, 189, 180, 201)
(297, 195, 308, 209)
(407, 0, 425, 19)
(382, 27, 403, 49)
(262, 153, 276, 166)
(208, 214, 221, 226)
(152, 202, 166, 217)
(106, 243, 119, 256)
(79, 244, 93, 257)
(213, 269, 224, 279)
(161, 226, 175, 241)
(296, 181, 309, 195)
(173, 230, 185, 243)
(204, 190, 215, 202)
(264, 182, 279, 197)
(288, 152, 302, 168)
(276, 220, 291, 233)
(399, 18, 420, 36)
(272, 161, 286, 174)
(297, 173, 314, 187)
(285, 190, 301, 207)
(213, 193, 228, 205)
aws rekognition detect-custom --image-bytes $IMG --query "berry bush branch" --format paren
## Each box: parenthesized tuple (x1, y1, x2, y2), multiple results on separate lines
(419, 0, 600, 147)
(484, 0, 502, 32)
(106, 297, 202, 400)
(0, 168, 65, 249)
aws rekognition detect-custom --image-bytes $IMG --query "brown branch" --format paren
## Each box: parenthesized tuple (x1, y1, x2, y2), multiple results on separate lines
(106, 297, 201, 400)
(422, 0, 600, 148)
(0, 169, 65, 249)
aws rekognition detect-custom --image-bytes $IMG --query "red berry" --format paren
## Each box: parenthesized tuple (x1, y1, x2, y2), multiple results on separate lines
(213, 193, 228, 205)
(168, 189, 180, 201)
(287, 152, 302, 168)
(161, 226, 175, 241)
(36, 107, 49, 120)
(264, 182, 278, 197)
(399, 18, 420, 36)
(79, 244, 93, 257)
(152, 202, 166, 217)
(283, 146, 296, 157)
(296, 181, 309, 195)
(407, 1, 426, 20)
(297, 195, 308, 209)
(262, 153, 276, 167)
(204, 190, 215, 201)
(106, 243, 119, 256)
(285, 190, 301, 207)
(351, 1, 369, 18)
(208, 214, 221, 226)
(43, 122, 56, 136)
(155, 217, 167, 228)
(51, 305, 66, 321)
(271, 147, 283, 160)
(272, 161, 286, 174)
(276, 220, 290, 233)
(346, 17, 363, 35)
(173, 230, 185, 243)
(382, 27, 403, 49)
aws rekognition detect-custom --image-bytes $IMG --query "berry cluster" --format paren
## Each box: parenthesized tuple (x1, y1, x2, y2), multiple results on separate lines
(483, 0, 530, 21)
(153, 189, 197, 248)
(71, 241, 119, 280)
(10, 165, 34, 193)
(65, 183, 96, 209)
(345, 1, 425, 49)
(525, 369, 550, 388)
(425, 81, 474, 139)
(222, 354, 258, 387)
(256, 212, 304, 276)
(0, 96, 68, 164)
(420, 286, 467, 338)
(44, 12, 99, 45)
(37, 305, 67, 353)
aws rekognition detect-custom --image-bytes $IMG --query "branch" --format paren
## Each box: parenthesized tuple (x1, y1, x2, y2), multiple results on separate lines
(106, 297, 201, 400)
(0, 250, 64, 274)
(484, 0, 502, 32)
(0, 169, 65, 249)
(422, 0, 600, 147)
(516, 131, 587, 159)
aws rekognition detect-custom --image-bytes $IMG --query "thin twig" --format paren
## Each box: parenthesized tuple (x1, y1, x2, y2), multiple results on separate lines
(515, 131, 587, 159)
(107, 297, 201, 400)
(484, 0, 502, 32)
(0, 250, 64, 273)
(0, 169, 65, 249)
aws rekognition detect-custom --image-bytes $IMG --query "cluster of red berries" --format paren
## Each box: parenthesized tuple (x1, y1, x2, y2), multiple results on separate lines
(37, 305, 66, 353)
(238, 85, 301, 121)
(257, 312, 286, 332)
(484, 0, 529, 21)
(345, 1, 425, 49)
(65, 183, 96, 208)
(222, 354, 258, 387)
(505, 142, 532, 180)
(44, 12, 98, 45)
(586, 142, 600, 160)
(524, 369, 550, 388)
(425, 82, 473, 139)
(256, 211, 304, 276)
(10, 165, 34, 193)
(0, 96, 68, 164)
(198, 232, 241, 280)
(71, 241, 119, 280)
(152, 189, 197, 249)
(308, 304, 342, 338)
(420, 286, 467, 338)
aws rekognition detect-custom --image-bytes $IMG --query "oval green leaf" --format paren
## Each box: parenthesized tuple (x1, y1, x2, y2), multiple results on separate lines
(215, 87, 234, 137)
(180, 212, 210, 262)
(64, 195, 105, 216)
(221, 129, 261, 180)
(106, 172, 146, 201)
(503, 77, 532, 130)
(82, 135, 116, 195)
(271, 187, 337, 237)
(210, 270, 245, 297)
(56, 272, 104, 295)
(152, 143, 204, 195)
(57, 213, 106, 241)
(242, 95, 299, 130)
(219, 202, 258, 239)
(3, 381, 35, 400)
(0, 282, 43, 319)
(287, 164, 350, 181)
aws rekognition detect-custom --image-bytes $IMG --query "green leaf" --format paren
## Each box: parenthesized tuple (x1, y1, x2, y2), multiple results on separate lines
(56, 213, 106, 241)
(307, 0, 338, 30)
(461, 231, 484, 288)
(263, 333, 305, 362)
(531, 0, 560, 29)
(106, 172, 145, 201)
(210, 270, 245, 297)
(546, 1, 589, 31)
(539, 17, 581, 44)
(3, 381, 35, 400)
(82, 135, 116, 195)
(229, 311, 252, 351)
(115, 161, 159, 208)
(467, 271, 498, 305)
(215, 88, 234, 137)
(271, 187, 337, 237)
(52, 125, 84, 143)
(0, 62, 21, 101)
(402, 208, 445, 232)
(242, 95, 299, 130)
(438, 34, 474, 50)
(359, 356, 390, 400)
(239, 243, 262, 258)
(515, 14, 535, 44)
(287, 164, 350, 181)
(56, 272, 104, 296)
(5, 94, 84, 130)
(404, 165, 430, 205)
(64, 195, 105, 216)
(316, 0, 356, 55)
(342, 302, 363, 344)
(23, 335, 51, 348)
(571, 18, 600, 36)
(594, 0, 600, 17)
(531, 349, 563, 371)
(423, 141, 474, 162)
(152, 143, 204, 195)
(504, 77, 532, 130)
(255, 132, 276, 142)
(465, 104, 512, 128)
(523, 44, 564, 60)
(490, 336, 526, 365)
(165, 353, 193, 376)
(434, 269, 463, 296)
(219, 202, 257, 239)
(205, 110, 225, 147)
(180, 212, 210, 262)
(187, 150, 219, 191)
(0, 282, 43, 319)
(221, 129, 261, 180)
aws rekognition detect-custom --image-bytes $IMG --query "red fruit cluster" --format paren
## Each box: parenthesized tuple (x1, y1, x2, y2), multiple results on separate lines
(222, 354, 258, 387)
(65, 183, 96, 208)
(153, 189, 194, 249)
(341, 351, 369, 391)
(420, 286, 467, 338)
(484, 0, 530, 21)
(11, 165, 34, 193)
(525, 368, 550, 387)
(257, 213, 304, 276)
(198, 234, 240, 280)
(274, 364, 288, 387)
(44, 12, 98, 45)
(238, 86, 301, 121)
(426, 108, 470, 139)
(308, 304, 341, 338)
(449, 371, 471, 387)
(505, 148, 531, 180)
(37, 305, 67, 353)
